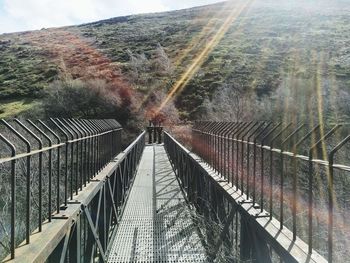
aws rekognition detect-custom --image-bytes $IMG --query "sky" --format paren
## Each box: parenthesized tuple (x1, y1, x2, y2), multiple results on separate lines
(0, 0, 224, 34)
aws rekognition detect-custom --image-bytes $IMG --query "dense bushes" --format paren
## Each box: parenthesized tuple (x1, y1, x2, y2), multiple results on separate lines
(41, 79, 132, 124)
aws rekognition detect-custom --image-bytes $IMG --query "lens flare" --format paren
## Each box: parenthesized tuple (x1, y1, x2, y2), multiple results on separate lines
(23, 29, 142, 113)
(156, 0, 254, 114)
(136, 3, 230, 113)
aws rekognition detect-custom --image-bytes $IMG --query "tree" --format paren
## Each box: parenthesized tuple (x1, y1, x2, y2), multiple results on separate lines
(200, 84, 257, 121)
(126, 49, 152, 86)
(153, 43, 173, 76)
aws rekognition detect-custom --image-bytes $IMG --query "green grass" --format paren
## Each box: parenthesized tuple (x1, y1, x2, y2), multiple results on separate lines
(0, 1, 349, 119)
(0, 99, 40, 118)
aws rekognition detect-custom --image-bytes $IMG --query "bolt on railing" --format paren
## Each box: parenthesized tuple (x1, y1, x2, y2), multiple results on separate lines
(192, 121, 350, 263)
(0, 119, 122, 260)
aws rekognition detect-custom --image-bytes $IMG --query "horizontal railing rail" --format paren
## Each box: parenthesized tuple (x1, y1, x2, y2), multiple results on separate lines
(6, 130, 145, 263)
(0, 119, 122, 260)
(190, 121, 350, 263)
(164, 131, 328, 263)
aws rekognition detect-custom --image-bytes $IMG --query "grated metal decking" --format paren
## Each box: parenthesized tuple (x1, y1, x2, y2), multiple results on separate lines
(108, 145, 208, 263)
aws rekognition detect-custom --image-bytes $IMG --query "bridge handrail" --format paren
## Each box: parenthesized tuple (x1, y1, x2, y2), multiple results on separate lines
(3, 129, 145, 262)
(164, 130, 328, 263)
(0, 118, 123, 260)
(190, 121, 350, 263)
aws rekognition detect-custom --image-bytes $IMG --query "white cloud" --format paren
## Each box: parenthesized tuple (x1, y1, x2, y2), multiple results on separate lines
(1, 0, 100, 33)
(163, 0, 224, 10)
(0, 0, 221, 34)
(97, 0, 168, 16)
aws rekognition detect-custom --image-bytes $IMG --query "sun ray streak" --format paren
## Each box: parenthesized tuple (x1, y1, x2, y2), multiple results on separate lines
(156, 0, 253, 114)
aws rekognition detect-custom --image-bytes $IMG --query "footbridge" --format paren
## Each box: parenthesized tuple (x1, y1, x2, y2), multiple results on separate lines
(0, 119, 349, 262)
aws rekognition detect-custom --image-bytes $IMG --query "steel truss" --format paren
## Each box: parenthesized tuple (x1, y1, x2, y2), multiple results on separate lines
(0, 118, 143, 262)
(164, 130, 334, 263)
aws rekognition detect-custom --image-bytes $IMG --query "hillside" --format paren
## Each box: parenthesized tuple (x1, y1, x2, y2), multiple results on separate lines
(0, 0, 349, 121)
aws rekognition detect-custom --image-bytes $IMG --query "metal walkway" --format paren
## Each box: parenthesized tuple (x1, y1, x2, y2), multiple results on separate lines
(108, 144, 208, 263)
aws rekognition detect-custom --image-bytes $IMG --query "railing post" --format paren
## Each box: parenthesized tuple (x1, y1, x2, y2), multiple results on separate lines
(157, 126, 163, 144)
(224, 123, 239, 182)
(153, 124, 157, 143)
(307, 124, 341, 255)
(235, 122, 254, 187)
(0, 133, 16, 259)
(258, 122, 281, 211)
(240, 122, 263, 193)
(247, 122, 271, 198)
(328, 135, 350, 263)
(147, 126, 153, 144)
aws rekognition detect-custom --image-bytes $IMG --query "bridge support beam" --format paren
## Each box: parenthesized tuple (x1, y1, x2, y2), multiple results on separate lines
(68, 216, 81, 263)
(240, 215, 272, 263)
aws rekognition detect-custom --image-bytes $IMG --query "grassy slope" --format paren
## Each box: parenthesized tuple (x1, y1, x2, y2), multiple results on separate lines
(0, 0, 349, 119)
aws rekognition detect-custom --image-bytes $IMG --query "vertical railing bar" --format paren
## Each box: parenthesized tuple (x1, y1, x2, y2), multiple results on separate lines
(230, 122, 244, 187)
(206, 122, 216, 170)
(258, 122, 281, 211)
(90, 120, 103, 172)
(26, 120, 54, 222)
(209, 122, 218, 169)
(328, 135, 350, 263)
(70, 119, 88, 173)
(307, 124, 341, 254)
(277, 123, 305, 226)
(50, 118, 70, 205)
(38, 120, 62, 214)
(265, 122, 292, 221)
(232, 122, 249, 188)
(219, 123, 233, 179)
(224, 123, 240, 183)
(0, 133, 16, 259)
(76, 119, 93, 183)
(55, 119, 76, 199)
(240, 122, 262, 193)
(67, 119, 86, 188)
(213, 123, 225, 173)
(87, 120, 99, 176)
(62, 119, 80, 194)
(204, 122, 215, 165)
(1, 120, 33, 248)
(248, 122, 271, 199)
(235, 122, 253, 188)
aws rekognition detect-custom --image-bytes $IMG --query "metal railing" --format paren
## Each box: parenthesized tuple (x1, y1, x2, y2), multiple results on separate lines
(165, 131, 276, 262)
(0, 119, 122, 260)
(190, 121, 350, 262)
(146, 126, 163, 144)
(47, 130, 145, 263)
